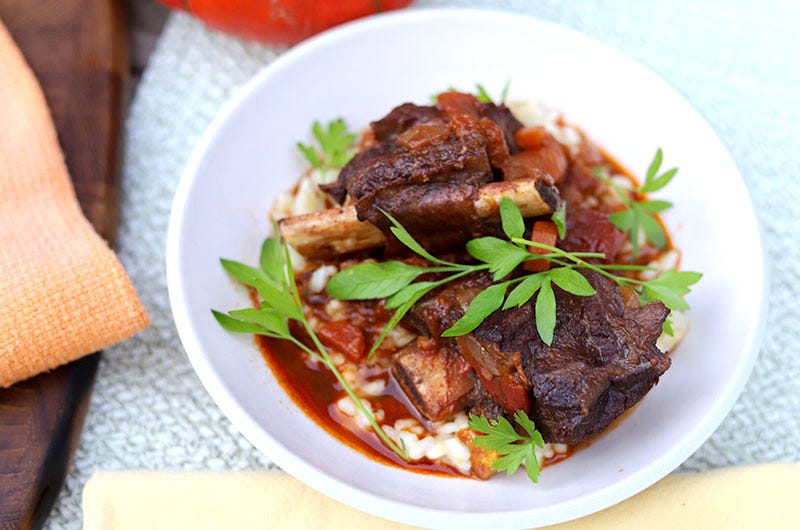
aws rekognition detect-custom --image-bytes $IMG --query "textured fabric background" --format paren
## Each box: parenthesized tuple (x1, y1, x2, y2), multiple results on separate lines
(0, 21, 148, 387)
(47, 0, 799, 527)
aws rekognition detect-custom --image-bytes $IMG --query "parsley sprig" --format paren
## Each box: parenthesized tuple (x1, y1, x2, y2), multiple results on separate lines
(468, 410, 545, 483)
(327, 198, 701, 351)
(593, 148, 677, 257)
(297, 119, 356, 174)
(212, 223, 408, 462)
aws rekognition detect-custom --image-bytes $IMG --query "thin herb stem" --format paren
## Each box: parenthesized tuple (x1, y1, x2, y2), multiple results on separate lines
(594, 263, 658, 272)
(287, 336, 322, 361)
(283, 241, 409, 461)
(522, 251, 606, 261)
(366, 267, 476, 360)
(428, 269, 477, 291)
(511, 237, 646, 290)
(420, 263, 488, 274)
(299, 316, 409, 460)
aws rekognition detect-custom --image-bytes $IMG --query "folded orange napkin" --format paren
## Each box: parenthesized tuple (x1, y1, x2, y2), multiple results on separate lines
(0, 20, 148, 387)
(83, 464, 800, 529)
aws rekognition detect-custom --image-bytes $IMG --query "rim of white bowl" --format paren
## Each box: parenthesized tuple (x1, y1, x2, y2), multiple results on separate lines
(167, 7, 767, 529)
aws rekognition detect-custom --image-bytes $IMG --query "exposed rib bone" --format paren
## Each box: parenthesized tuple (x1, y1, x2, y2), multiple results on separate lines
(279, 179, 559, 258)
(473, 179, 559, 218)
(279, 206, 385, 258)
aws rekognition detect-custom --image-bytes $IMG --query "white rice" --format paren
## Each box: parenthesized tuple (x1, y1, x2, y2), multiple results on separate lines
(431, 413, 470, 434)
(359, 379, 386, 397)
(324, 299, 346, 320)
(382, 414, 474, 474)
(340, 366, 357, 387)
(327, 351, 346, 367)
(273, 167, 339, 218)
(382, 326, 417, 351)
(336, 395, 384, 430)
(291, 177, 327, 216)
(308, 265, 338, 293)
(287, 244, 308, 273)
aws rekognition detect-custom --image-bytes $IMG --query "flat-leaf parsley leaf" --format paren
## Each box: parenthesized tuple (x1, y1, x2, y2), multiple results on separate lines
(593, 148, 677, 257)
(297, 119, 356, 173)
(469, 410, 546, 483)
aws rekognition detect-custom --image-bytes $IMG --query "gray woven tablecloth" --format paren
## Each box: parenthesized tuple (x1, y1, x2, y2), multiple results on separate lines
(47, 0, 799, 527)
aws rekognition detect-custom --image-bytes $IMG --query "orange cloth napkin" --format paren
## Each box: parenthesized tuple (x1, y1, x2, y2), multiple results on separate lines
(0, 20, 148, 387)
(82, 464, 800, 529)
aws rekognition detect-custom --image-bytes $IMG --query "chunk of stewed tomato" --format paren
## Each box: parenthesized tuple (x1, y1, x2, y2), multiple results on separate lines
(318, 321, 366, 362)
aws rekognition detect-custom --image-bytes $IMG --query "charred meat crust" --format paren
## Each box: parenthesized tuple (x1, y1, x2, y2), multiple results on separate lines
(321, 96, 540, 252)
(535, 180, 562, 212)
(521, 270, 670, 444)
(371, 103, 442, 143)
(399, 270, 670, 446)
(368, 101, 524, 154)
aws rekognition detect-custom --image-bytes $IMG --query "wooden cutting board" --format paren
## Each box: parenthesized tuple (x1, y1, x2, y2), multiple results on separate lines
(0, 1, 127, 529)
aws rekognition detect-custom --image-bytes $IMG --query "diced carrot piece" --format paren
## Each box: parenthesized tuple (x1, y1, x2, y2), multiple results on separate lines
(511, 134, 569, 183)
(524, 220, 559, 272)
(458, 429, 498, 480)
(318, 321, 366, 362)
(514, 126, 546, 150)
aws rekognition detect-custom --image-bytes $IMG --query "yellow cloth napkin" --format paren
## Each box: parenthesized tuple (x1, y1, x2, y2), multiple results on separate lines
(83, 464, 800, 529)
(0, 20, 149, 387)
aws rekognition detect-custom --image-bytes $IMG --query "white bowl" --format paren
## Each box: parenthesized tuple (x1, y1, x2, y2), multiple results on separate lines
(167, 8, 766, 529)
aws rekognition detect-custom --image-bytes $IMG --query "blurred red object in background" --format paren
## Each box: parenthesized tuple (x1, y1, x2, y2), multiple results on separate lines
(159, 0, 413, 45)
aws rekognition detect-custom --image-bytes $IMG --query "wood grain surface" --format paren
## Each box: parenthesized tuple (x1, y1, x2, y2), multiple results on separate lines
(0, 1, 128, 528)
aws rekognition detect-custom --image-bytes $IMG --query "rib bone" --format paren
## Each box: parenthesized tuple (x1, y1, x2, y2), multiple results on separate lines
(279, 179, 559, 259)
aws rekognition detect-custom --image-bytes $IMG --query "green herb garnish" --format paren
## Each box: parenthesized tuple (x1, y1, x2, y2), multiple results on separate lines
(468, 410, 545, 483)
(551, 202, 567, 239)
(213, 222, 408, 462)
(297, 119, 356, 173)
(662, 313, 675, 336)
(327, 198, 702, 351)
(475, 83, 493, 103)
(593, 148, 677, 257)
(475, 81, 511, 104)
